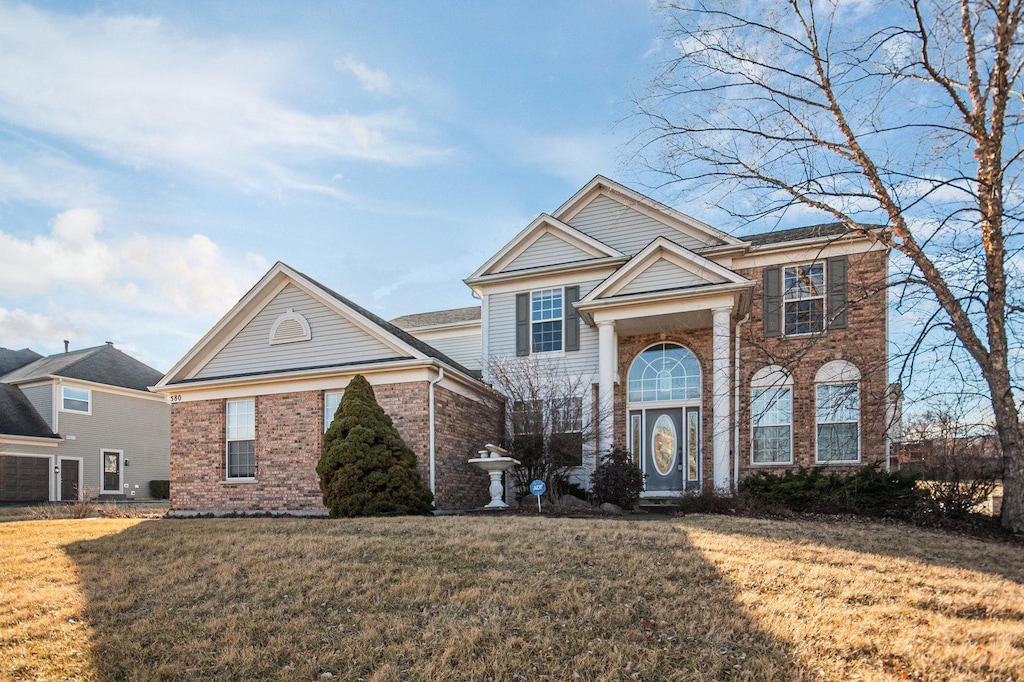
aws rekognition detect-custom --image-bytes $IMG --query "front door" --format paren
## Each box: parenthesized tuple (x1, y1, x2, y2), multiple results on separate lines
(631, 407, 701, 493)
(101, 451, 121, 494)
(60, 459, 79, 501)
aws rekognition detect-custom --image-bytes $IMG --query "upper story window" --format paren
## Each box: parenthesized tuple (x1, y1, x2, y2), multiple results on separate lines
(226, 398, 256, 479)
(783, 263, 825, 334)
(763, 256, 847, 338)
(324, 391, 343, 432)
(515, 286, 580, 356)
(61, 386, 91, 413)
(531, 288, 563, 352)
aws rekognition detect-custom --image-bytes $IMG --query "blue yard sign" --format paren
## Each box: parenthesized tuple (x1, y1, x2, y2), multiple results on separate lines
(529, 479, 546, 512)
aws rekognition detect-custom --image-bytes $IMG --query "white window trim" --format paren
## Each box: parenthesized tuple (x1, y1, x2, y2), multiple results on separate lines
(225, 398, 257, 481)
(750, 365, 794, 466)
(814, 360, 862, 464)
(60, 385, 92, 415)
(530, 287, 564, 354)
(783, 262, 826, 337)
(324, 391, 343, 433)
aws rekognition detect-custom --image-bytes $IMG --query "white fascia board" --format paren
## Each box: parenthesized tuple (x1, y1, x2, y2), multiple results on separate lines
(587, 289, 745, 324)
(44, 375, 168, 403)
(552, 175, 744, 247)
(0, 434, 62, 447)
(467, 260, 625, 296)
(732, 236, 884, 270)
(466, 213, 623, 280)
(582, 238, 751, 303)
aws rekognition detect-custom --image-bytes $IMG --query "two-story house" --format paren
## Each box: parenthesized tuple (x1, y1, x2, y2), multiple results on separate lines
(156, 176, 888, 514)
(0, 343, 170, 502)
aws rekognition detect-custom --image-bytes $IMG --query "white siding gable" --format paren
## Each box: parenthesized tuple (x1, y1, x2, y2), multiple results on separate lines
(568, 194, 712, 255)
(615, 258, 723, 297)
(194, 283, 403, 379)
(502, 232, 596, 272)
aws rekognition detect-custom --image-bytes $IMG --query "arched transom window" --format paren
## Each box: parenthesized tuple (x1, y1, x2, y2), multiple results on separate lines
(628, 343, 701, 403)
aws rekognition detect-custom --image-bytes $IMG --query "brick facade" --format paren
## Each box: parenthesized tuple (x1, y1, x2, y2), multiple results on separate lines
(607, 249, 889, 486)
(169, 380, 502, 514)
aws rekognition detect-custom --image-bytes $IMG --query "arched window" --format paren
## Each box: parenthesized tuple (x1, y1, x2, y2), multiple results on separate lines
(751, 365, 793, 464)
(815, 360, 861, 463)
(627, 343, 701, 402)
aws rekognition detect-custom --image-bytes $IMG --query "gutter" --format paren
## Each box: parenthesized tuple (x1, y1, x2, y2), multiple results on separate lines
(428, 365, 444, 501)
(733, 313, 749, 491)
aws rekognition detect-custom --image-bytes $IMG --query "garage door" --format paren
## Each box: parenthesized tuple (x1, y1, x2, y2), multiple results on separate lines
(0, 456, 50, 503)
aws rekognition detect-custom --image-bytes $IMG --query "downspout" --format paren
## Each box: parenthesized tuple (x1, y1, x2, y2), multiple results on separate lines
(428, 365, 444, 502)
(733, 314, 749, 491)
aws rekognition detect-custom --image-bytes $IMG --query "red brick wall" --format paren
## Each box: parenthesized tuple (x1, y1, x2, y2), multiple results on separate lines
(433, 385, 504, 509)
(169, 380, 503, 513)
(608, 249, 889, 486)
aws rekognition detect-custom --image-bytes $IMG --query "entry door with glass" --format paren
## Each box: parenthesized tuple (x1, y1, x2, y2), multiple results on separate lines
(630, 407, 701, 493)
(101, 451, 122, 494)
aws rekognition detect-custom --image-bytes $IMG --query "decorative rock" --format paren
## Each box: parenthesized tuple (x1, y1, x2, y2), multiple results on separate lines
(600, 502, 624, 515)
(558, 494, 592, 509)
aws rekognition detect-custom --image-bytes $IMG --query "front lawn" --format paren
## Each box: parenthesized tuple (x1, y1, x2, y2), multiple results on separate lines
(1, 515, 1022, 680)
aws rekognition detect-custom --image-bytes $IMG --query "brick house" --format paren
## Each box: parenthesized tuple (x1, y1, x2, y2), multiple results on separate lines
(157, 176, 891, 513)
(153, 263, 503, 514)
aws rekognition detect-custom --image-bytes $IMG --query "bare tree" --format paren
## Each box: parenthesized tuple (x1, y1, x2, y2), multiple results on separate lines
(486, 356, 606, 501)
(634, 0, 1024, 532)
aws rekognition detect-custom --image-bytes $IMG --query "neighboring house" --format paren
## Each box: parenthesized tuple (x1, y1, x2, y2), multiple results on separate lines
(0, 343, 170, 502)
(465, 176, 890, 495)
(152, 263, 503, 515)
(158, 175, 891, 513)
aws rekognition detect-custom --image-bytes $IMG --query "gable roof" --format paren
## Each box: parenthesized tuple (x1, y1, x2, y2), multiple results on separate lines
(553, 175, 745, 249)
(0, 344, 163, 392)
(158, 262, 480, 387)
(466, 213, 624, 281)
(0, 384, 58, 439)
(743, 222, 882, 246)
(0, 347, 43, 376)
(581, 237, 752, 303)
(390, 306, 481, 330)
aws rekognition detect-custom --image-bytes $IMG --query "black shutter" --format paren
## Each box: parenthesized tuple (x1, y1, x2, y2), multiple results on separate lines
(827, 255, 848, 329)
(564, 286, 580, 352)
(763, 267, 782, 337)
(516, 293, 530, 356)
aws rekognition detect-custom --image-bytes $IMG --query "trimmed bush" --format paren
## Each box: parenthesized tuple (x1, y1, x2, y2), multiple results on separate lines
(148, 480, 170, 500)
(316, 375, 434, 517)
(741, 464, 922, 517)
(591, 447, 645, 509)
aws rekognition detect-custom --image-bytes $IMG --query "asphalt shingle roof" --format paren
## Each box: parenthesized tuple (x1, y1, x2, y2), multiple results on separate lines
(390, 306, 481, 330)
(0, 347, 43, 376)
(0, 344, 163, 391)
(742, 222, 882, 246)
(0, 384, 58, 438)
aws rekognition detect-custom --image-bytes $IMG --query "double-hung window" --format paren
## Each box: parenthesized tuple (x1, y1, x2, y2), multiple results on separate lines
(750, 366, 793, 464)
(816, 383, 860, 462)
(226, 398, 256, 479)
(783, 263, 825, 334)
(61, 386, 91, 413)
(531, 288, 563, 353)
(324, 391, 343, 432)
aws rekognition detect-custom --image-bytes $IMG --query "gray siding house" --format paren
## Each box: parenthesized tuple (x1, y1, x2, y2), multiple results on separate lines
(0, 344, 170, 502)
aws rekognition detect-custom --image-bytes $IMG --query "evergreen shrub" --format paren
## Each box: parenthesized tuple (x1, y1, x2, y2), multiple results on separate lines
(148, 480, 170, 499)
(316, 375, 434, 517)
(740, 464, 922, 517)
(591, 446, 645, 509)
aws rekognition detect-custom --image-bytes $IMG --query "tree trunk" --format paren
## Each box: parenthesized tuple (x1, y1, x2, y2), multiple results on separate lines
(989, 369, 1024, 531)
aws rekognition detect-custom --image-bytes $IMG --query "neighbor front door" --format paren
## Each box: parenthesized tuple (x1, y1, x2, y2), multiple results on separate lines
(60, 459, 79, 501)
(101, 451, 121, 494)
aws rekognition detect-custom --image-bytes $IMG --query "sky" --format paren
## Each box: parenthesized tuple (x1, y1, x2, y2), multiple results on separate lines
(0, 0, 846, 375)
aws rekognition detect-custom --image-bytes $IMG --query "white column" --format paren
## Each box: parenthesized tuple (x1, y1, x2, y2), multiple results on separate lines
(712, 307, 732, 493)
(597, 320, 616, 459)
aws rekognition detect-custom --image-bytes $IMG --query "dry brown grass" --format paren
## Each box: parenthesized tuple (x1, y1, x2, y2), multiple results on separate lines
(1, 515, 1021, 681)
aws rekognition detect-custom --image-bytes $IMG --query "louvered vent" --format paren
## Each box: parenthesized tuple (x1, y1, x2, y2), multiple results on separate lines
(269, 308, 311, 345)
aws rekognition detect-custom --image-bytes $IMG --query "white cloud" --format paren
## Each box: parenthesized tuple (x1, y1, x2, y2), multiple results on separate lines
(338, 56, 393, 95)
(0, 307, 79, 351)
(0, 3, 447, 196)
(0, 208, 266, 316)
(514, 132, 619, 185)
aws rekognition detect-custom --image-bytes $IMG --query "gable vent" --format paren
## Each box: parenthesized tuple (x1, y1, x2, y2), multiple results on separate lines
(269, 308, 312, 346)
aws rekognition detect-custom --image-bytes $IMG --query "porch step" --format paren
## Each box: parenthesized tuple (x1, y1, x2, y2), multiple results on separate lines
(638, 498, 682, 513)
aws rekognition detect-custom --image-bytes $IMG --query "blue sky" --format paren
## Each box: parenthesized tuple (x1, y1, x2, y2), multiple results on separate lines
(0, 0, 820, 372)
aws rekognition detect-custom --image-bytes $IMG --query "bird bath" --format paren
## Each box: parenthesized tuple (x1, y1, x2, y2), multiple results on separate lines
(468, 443, 520, 508)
